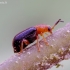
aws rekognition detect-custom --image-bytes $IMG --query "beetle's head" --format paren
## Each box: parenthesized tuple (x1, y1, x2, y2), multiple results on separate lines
(47, 25, 52, 34)
(46, 19, 64, 34)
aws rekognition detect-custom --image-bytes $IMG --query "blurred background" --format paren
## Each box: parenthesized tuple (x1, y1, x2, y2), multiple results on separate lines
(0, 0, 70, 70)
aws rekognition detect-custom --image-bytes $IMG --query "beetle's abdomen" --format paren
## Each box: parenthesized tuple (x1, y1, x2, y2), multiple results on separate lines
(12, 27, 37, 53)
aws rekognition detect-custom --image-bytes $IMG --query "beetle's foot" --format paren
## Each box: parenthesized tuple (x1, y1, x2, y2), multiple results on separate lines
(44, 41, 49, 46)
(42, 38, 49, 46)
(38, 47, 40, 52)
(36, 44, 40, 52)
(17, 50, 23, 55)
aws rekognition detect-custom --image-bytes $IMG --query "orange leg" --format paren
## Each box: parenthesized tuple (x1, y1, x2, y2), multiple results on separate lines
(36, 36, 40, 52)
(19, 39, 29, 54)
(45, 33, 49, 36)
(41, 33, 49, 46)
(19, 40, 24, 54)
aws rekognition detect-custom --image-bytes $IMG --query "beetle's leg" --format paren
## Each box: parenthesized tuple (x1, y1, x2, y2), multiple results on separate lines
(19, 39, 29, 54)
(45, 32, 49, 36)
(41, 33, 49, 46)
(22, 39, 30, 46)
(18, 41, 23, 54)
(36, 36, 40, 52)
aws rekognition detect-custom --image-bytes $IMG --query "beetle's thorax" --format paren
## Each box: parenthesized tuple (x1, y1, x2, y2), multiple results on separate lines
(35, 24, 52, 34)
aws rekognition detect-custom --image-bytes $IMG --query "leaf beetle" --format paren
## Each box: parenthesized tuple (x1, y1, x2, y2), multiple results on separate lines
(12, 19, 64, 53)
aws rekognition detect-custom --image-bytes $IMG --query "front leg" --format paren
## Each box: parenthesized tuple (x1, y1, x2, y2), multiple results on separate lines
(41, 33, 49, 46)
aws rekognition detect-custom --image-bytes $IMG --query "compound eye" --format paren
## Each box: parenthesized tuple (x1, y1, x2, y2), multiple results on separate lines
(48, 27, 51, 31)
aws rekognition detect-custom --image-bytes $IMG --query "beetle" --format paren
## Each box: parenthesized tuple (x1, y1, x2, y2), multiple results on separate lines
(12, 19, 64, 53)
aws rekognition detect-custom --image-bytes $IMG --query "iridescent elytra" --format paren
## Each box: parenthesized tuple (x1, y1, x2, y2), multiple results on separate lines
(12, 27, 37, 53)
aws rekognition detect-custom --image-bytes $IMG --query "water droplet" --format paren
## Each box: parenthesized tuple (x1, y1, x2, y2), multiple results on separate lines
(18, 57, 21, 59)
(15, 61, 18, 64)
(27, 52, 31, 54)
(40, 45, 43, 47)
(37, 55, 40, 58)
(51, 45, 54, 47)
(61, 47, 65, 51)
(50, 44, 54, 48)
(67, 30, 70, 33)
(69, 48, 70, 51)
(52, 39, 55, 41)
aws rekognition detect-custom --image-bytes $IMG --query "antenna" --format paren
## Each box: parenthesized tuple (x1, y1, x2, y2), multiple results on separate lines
(52, 19, 64, 29)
